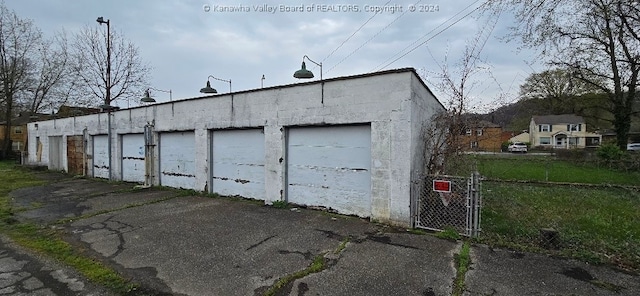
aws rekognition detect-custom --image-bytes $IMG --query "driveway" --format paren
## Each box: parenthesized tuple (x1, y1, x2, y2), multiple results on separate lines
(8, 170, 640, 295)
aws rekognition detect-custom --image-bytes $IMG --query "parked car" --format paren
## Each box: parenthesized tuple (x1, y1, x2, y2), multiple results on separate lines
(628, 143, 640, 151)
(508, 142, 528, 153)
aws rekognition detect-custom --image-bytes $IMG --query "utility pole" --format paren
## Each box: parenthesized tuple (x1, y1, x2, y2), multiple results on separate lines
(97, 16, 112, 180)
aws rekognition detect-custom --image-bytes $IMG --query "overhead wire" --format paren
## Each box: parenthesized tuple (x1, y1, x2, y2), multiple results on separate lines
(371, 0, 483, 72)
(321, 0, 393, 65)
(325, 0, 423, 74)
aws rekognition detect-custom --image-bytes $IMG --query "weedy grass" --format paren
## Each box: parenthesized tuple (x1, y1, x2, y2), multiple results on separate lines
(0, 162, 45, 225)
(481, 181, 640, 271)
(452, 241, 471, 296)
(475, 155, 640, 185)
(435, 226, 462, 241)
(271, 200, 289, 209)
(264, 254, 327, 296)
(0, 161, 136, 294)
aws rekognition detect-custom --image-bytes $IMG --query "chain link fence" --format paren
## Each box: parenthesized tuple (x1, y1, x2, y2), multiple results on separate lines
(416, 173, 481, 237)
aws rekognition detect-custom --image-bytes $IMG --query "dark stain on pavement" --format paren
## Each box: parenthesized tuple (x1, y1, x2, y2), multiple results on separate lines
(560, 267, 626, 293)
(511, 252, 525, 259)
(367, 235, 420, 250)
(297, 282, 309, 296)
(423, 287, 436, 296)
(246, 235, 277, 251)
(120, 266, 181, 296)
(561, 267, 595, 281)
(315, 229, 345, 240)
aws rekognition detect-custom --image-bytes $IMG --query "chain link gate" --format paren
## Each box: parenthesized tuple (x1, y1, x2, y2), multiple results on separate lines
(416, 172, 481, 237)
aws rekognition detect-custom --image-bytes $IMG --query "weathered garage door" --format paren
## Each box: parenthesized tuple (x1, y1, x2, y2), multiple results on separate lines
(159, 131, 196, 189)
(67, 135, 84, 175)
(211, 129, 265, 199)
(121, 134, 145, 183)
(48, 136, 63, 171)
(92, 135, 109, 179)
(287, 125, 371, 217)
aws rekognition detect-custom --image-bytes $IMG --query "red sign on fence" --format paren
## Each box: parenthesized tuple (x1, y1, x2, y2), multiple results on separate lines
(433, 180, 452, 193)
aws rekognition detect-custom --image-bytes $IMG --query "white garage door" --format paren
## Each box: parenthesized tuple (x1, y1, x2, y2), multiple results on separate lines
(92, 135, 109, 179)
(211, 129, 265, 199)
(160, 131, 196, 189)
(287, 125, 371, 217)
(48, 136, 63, 171)
(121, 134, 145, 183)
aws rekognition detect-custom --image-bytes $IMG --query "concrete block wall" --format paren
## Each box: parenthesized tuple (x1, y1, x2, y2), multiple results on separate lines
(27, 69, 444, 227)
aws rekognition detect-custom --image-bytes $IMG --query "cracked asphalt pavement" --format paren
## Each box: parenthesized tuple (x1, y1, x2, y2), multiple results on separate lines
(6, 170, 640, 295)
(0, 235, 113, 296)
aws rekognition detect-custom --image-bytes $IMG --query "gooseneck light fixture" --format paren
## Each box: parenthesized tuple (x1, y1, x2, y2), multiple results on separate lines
(200, 75, 231, 94)
(293, 55, 322, 80)
(141, 87, 172, 103)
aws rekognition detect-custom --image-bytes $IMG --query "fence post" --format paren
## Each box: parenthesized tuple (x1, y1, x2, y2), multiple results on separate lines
(471, 171, 481, 237)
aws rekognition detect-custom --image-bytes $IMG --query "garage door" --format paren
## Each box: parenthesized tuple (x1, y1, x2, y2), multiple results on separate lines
(211, 129, 265, 199)
(159, 131, 196, 189)
(287, 125, 371, 217)
(48, 136, 63, 171)
(92, 135, 109, 179)
(121, 134, 145, 183)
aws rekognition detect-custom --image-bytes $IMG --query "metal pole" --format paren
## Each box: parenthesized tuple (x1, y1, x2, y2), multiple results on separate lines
(106, 19, 112, 180)
(107, 111, 112, 179)
(472, 171, 481, 237)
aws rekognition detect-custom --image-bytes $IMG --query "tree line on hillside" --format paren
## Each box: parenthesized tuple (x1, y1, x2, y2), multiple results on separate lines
(480, 0, 639, 149)
(0, 3, 150, 158)
(478, 68, 640, 136)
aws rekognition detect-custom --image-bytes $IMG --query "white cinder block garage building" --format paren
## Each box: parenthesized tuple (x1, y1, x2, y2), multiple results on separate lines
(26, 68, 444, 227)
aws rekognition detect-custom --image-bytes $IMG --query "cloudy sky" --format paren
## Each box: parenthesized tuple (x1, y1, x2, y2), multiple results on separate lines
(7, 0, 541, 112)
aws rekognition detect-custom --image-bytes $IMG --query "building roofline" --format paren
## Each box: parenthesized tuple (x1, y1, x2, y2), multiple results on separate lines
(137, 67, 441, 110)
(27, 68, 443, 123)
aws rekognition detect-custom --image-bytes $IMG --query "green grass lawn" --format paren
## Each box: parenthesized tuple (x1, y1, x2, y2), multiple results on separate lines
(481, 181, 640, 270)
(475, 156, 640, 185)
(466, 154, 640, 271)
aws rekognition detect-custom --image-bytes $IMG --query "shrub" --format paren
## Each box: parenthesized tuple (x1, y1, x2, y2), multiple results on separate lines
(596, 144, 624, 161)
(501, 141, 510, 152)
(556, 148, 591, 161)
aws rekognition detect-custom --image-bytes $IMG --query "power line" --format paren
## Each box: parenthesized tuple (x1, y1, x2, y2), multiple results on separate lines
(321, 0, 392, 65)
(326, 0, 422, 74)
(372, 0, 483, 72)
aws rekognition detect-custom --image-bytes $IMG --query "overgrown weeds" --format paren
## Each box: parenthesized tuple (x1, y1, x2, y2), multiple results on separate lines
(452, 241, 471, 296)
(480, 177, 640, 271)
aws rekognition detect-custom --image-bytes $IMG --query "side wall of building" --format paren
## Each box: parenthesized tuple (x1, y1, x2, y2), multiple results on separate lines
(407, 75, 445, 226)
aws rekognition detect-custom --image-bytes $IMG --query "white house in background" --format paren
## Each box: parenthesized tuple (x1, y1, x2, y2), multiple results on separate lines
(509, 132, 530, 144)
(529, 114, 602, 148)
(26, 68, 445, 227)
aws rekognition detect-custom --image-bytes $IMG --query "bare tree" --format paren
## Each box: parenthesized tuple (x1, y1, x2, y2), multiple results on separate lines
(488, 0, 640, 149)
(0, 3, 42, 158)
(17, 31, 71, 114)
(422, 13, 500, 174)
(69, 25, 150, 107)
